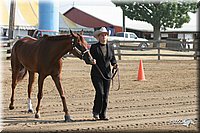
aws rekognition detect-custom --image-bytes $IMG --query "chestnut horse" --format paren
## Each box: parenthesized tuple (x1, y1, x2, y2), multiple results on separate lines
(9, 31, 94, 122)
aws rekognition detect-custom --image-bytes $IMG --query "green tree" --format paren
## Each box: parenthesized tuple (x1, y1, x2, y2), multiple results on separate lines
(112, 0, 198, 47)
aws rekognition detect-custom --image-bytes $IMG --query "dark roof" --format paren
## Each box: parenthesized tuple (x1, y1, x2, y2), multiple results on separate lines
(63, 7, 113, 28)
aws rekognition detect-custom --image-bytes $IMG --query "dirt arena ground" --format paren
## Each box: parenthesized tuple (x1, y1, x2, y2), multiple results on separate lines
(0, 58, 199, 132)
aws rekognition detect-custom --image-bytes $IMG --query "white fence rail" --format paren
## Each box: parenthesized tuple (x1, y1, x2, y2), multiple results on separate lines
(1, 39, 199, 60)
(1, 39, 16, 60)
(110, 39, 199, 60)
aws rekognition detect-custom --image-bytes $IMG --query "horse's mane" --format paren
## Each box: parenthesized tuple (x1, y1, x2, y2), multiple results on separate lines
(45, 35, 71, 41)
(42, 34, 87, 47)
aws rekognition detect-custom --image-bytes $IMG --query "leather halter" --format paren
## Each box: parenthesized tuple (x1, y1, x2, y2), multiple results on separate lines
(71, 37, 90, 59)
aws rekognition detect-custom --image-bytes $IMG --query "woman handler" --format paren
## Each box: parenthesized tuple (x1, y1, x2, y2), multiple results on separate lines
(90, 27, 118, 120)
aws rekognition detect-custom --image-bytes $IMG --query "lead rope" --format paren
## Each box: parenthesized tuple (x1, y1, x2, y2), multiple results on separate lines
(94, 64, 120, 91)
(112, 66, 120, 91)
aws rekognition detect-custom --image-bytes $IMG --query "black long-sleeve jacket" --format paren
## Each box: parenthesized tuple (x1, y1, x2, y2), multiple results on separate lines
(90, 42, 117, 78)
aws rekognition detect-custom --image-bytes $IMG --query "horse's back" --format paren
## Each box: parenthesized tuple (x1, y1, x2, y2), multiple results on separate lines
(12, 37, 39, 57)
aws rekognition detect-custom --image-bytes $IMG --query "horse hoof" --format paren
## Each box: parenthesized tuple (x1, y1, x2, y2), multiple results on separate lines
(64, 115, 72, 122)
(28, 109, 34, 113)
(35, 113, 40, 118)
(9, 104, 14, 110)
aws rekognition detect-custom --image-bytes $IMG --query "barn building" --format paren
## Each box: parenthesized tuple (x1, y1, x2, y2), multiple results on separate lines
(63, 6, 198, 40)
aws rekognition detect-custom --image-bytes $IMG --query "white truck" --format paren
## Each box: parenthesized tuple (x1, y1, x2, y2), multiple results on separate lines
(108, 32, 150, 48)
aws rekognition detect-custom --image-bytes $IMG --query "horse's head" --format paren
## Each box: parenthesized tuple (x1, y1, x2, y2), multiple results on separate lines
(70, 30, 95, 65)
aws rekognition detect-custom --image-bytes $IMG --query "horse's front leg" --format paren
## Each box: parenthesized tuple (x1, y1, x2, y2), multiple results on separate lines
(35, 74, 46, 119)
(27, 71, 35, 113)
(51, 74, 72, 122)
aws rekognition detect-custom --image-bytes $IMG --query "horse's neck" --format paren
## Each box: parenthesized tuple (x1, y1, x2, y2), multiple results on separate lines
(43, 37, 72, 61)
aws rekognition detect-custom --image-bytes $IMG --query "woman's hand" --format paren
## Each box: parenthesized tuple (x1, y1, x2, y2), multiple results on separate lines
(113, 64, 118, 69)
(92, 59, 96, 65)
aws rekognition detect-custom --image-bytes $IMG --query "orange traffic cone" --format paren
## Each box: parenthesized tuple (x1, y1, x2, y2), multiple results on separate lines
(137, 59, 145, 81)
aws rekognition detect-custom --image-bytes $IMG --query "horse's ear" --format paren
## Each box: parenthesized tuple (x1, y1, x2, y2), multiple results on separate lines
(80, 29, 84, 35)
(70, 30, 75, 37)
(77, 33, 83, 41)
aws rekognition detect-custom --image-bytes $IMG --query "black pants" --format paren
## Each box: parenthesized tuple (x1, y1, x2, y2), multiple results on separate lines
(91, 76, 111, 118)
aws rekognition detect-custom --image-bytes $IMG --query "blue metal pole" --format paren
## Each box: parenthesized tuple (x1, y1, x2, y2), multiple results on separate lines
(38, 0, 59, 31)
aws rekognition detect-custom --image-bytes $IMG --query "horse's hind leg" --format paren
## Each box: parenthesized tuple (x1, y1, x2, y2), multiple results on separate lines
(51, 74, 71, 122)
(9, 70, 17, 110)
(9, 61, 27, 110)
(27, 71, 35, 113)
(9, 70, 18, 110)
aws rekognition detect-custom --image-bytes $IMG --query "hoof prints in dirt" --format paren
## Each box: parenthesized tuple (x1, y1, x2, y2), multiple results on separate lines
(1, 60, 198, 132)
